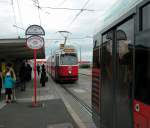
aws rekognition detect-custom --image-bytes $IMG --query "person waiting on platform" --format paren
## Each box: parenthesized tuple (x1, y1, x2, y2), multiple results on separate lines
(19, 62, 27, 91)
(4, 65, 16, 103)
(0, 69, 2, 99)
(40, 64, 46, 87)
(37, 64, 40, 76)
(26, 63, 32, 81)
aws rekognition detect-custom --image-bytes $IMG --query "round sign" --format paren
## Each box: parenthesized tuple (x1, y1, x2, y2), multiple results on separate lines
(26, 36, 44, 50)
(25, 25, 45, 35)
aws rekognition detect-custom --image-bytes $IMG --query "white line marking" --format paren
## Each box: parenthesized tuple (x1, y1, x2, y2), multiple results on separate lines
(52, 83, 87, 128)
(0, 101, 6, 109)
(17, 95, 56, 102)
(73, 88, 86, 93)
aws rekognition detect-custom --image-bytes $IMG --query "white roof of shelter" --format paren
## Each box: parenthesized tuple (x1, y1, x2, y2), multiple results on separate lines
(0, 38, 45, 61)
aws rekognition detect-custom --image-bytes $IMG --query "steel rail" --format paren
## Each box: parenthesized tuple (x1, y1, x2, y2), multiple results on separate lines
(60, 83, 99, 119)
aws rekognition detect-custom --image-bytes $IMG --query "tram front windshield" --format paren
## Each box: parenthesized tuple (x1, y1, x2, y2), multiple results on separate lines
(60, 53, 77, 65)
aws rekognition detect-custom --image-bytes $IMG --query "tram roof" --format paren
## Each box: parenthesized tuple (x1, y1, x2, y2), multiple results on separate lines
(0, 38, 45, 61)
(94, 0, 142, 35)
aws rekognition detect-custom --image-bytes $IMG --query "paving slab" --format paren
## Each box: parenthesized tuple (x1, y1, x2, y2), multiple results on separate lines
(0, 99, 78, 128)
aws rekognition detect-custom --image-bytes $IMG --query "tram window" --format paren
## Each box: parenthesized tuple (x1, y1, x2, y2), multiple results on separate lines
(93, 37, 101, 48)
(56, 55, 59, 66)
(142, 3, 150, 30)
(60, 53, 77, 65)
(93, 48, 100, 68)
(135, 44, 150, 105)
(116, 18, 134, 127)
(116, 19, 134, 96)
(51, 56, 55, 66)
(100, 31, 114, 128)
(94, 40, 98, 48)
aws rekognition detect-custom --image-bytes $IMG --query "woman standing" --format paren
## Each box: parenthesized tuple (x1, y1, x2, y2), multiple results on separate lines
(4, 66, 16, 103)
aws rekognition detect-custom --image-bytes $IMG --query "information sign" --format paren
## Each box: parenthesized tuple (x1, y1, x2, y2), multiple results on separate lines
(25, 25, 45, 35)
(26, 36, 44, 50)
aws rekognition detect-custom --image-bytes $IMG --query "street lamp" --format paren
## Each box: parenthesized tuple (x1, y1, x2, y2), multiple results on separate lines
(79, 45, 81, 63)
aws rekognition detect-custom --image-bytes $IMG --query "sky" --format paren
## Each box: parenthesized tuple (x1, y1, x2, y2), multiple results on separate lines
(0, 0, 119, 61)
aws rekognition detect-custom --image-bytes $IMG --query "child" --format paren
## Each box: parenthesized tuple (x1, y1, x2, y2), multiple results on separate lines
(4, 66, 15, 103)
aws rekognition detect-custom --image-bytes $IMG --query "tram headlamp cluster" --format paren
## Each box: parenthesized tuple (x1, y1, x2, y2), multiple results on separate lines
(68, 70, 72, 74)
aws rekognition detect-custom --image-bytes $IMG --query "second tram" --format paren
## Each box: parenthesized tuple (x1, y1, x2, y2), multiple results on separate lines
(47, 45, 78, 82)
(92, 0, 150, 128)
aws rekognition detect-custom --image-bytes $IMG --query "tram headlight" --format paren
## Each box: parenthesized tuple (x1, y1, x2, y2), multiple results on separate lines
(68, 70, 72, 74)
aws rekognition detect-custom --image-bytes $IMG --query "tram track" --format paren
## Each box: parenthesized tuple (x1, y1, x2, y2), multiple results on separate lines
(49, 75, 98, 128)
(58, 73, 100, 120)
(49, 73, 98, 119)
(59, 82, 100, 128)
(60, 83, 93, 117)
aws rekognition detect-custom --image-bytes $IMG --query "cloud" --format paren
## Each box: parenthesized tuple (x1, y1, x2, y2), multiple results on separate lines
(0, 0, 118, 60)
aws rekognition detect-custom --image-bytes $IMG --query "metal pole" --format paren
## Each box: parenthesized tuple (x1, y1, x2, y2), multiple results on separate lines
(80, 46, 81, 63)
(64, 36, 67, 46)
(33, 49, 37, 105)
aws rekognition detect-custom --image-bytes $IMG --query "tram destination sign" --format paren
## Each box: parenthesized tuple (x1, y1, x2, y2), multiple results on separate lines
(26, 36, 44, 50)
(25, 25, 45, 35)
(64, 48, 75, 52)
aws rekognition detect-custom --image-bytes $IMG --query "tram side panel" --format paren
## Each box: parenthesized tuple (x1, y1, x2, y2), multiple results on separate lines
(92, 0, 150, 128)
(50, 55, 59, 81)
(50, 56, 56, 80)
(92, 46, 100, 128)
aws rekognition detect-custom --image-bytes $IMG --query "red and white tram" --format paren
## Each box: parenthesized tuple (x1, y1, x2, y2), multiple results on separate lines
(47, 45, 78, 82)
(92, 0, 150, 128)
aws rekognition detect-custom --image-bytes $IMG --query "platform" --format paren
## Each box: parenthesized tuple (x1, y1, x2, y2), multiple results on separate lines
(0, 75, 79, 128)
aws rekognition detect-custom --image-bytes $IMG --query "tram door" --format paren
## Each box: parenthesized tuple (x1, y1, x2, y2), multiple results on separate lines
(115, 18, 134, 128)
(134, 2, 150, 127)
(55, 54, 59, 80)
(92, 41, 100, 128)
(101, 31, 114, 128)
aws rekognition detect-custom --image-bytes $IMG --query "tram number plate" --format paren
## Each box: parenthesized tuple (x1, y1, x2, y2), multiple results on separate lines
(47, 123, 74, 128)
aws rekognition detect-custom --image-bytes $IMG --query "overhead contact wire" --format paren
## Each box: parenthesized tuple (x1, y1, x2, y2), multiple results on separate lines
(67, 0, 91, 29)
(41, 6, 95, 11)
(32, 0, 42, 25)
(11, 0, 19, 37)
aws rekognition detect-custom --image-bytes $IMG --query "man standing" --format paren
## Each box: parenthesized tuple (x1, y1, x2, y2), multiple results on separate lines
(19, 62, 26, 91)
